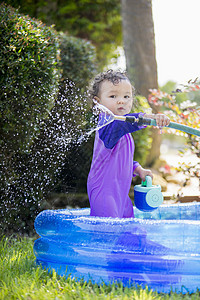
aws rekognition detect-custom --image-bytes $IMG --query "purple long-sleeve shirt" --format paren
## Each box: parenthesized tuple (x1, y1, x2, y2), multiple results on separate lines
(87, 113, 145, 218)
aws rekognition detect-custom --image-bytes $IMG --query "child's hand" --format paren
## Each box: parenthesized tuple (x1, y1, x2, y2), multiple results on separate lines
(144, 113, 170, 128)
(154, 114, 170, 128)
(134, 166, 153, 182)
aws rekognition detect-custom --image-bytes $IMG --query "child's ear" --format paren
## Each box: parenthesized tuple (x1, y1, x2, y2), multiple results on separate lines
(94, 96, 100, 103)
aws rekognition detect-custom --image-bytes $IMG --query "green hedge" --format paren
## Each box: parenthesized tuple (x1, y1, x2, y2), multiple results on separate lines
(59, 32, 96, 90)
(0, 3, 60, 233)
(0, 4, 96, 234)
(0, 3, 60, 155)
(53, 34, 96, 195)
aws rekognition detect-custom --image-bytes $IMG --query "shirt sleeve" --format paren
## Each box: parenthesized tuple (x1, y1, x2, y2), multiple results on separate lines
(133, 161, 140, 176)
(99, 112, 146, 149)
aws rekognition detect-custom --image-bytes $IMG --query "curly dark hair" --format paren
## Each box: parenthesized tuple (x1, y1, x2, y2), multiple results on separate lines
(88, 69, 135, 101)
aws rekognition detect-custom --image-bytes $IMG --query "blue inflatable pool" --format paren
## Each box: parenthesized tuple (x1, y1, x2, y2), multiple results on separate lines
(34, 203, 200, 293)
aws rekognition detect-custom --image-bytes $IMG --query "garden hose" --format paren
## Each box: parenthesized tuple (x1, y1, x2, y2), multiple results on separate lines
(125, 116, 200, 137)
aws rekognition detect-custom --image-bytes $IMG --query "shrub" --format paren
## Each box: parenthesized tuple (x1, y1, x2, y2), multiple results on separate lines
(59, 32, 96, 90)
(53, 34, 96, 194)
(0, 3, 60, 155)
(0, 4, 96, 234)
(0, 3, 61, 234)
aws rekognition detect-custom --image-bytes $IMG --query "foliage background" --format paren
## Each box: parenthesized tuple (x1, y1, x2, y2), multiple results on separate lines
(5, 0, 122, 70)
(0, 3, 96, 233)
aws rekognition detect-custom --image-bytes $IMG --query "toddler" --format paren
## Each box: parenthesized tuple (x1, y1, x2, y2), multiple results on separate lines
(87, 70, 170, 218)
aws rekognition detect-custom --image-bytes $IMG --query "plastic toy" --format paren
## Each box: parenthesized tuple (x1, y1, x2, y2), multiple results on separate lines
(134, 175, 163, 211)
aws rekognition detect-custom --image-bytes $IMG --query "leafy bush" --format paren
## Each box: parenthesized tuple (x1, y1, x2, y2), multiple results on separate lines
(0, 3, 61, 233)
(48, 34, 96, 195)
(6, 0, 122, 71)
(0, 4, 96, 234)
(0, 3, 60, 155)
(43, 35, 96, 195)
(59, 32, 96, 90)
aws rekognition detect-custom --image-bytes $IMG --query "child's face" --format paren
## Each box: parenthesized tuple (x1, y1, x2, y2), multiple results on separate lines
(96, 79, 133, 116)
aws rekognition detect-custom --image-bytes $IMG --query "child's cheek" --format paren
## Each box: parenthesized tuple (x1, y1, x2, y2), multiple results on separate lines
(128, 102, 133, 112)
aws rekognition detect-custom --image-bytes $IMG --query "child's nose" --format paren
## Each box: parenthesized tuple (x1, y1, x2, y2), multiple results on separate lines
(117, 98, 125, 104)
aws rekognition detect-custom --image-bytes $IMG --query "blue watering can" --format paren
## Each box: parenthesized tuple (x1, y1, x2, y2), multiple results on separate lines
(134, 175, 163, 212)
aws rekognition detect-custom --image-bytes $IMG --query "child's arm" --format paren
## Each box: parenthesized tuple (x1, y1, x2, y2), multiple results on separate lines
(144, 113, 170, 127)
(99, 113, 146, 149)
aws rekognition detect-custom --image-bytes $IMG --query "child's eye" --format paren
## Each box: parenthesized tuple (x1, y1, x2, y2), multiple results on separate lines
(110, 95, 116, 98)
(124, 95, 130, 99)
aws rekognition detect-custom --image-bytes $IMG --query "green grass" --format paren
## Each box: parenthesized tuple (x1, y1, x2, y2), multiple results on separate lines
(0, 236, 200, 300)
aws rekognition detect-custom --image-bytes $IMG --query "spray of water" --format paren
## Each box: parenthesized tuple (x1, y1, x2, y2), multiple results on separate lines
(77, 100, 116, 143)
(0, 80, 95, 234)
(1, 80, 128, 234)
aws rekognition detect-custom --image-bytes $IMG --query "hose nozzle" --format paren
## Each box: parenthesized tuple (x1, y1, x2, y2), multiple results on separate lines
(137, 117, 153, 126)
(125, 116, 138, 124)
(114, 115, 138, 124)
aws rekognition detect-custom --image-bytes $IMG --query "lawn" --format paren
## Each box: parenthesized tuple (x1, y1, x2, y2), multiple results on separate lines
(0, 236, 200, 300)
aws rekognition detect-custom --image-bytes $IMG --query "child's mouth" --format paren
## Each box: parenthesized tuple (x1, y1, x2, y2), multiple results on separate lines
(117, 107, 125, 112)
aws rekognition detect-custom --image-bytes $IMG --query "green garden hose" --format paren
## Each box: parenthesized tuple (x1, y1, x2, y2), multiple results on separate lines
(125, 116, 200, 137)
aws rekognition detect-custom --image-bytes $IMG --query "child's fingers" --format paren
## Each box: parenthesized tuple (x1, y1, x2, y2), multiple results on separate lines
(145, 170, 153, 179)
(141, 170, 153, 181)
(156, 115, 170, 127)
(162, 116, 170, 127)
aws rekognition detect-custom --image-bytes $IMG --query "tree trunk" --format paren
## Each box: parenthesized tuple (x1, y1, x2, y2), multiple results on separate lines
(121, 0, 160, 166)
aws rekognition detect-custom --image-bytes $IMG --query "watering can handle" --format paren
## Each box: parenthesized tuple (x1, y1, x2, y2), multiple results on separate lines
(141, 175, 152, 187)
